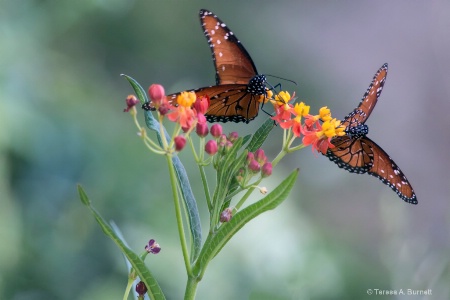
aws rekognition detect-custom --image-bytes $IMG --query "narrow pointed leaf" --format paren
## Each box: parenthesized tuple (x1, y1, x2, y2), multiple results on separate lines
(121, 74, 149, 105)
(193, 169, 299, 274)
(246, 117, 275, 152)
(78, 185, 165, 300)
(123, 75, 202, 261)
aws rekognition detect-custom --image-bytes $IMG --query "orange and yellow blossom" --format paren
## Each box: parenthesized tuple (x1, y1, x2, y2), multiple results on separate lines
(271, 91, 295, 126)
(167, 92, 198, 130)
(302, 117, 344, 154)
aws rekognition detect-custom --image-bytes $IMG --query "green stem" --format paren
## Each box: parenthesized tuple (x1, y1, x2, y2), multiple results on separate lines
(166, 155, 192, 275)
(234, 179, 261, 211)
(184, 275, 199, 300)
(271, 149, 287, 167)
(198, 165, 212, 212)
(123, 277, 134, 300)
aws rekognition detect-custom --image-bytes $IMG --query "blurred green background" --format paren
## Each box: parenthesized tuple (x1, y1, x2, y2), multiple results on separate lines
(1, 1, 449, 299)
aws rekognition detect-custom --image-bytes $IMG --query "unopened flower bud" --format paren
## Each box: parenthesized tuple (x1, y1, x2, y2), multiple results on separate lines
(254, 149, 267, 164)
(148, 84, 165, 103)
(136, 281, 147, 296)
(248, 159, 261, 173)
(124, 95, 140, 112)
(205, 140, 218, 155)
(261, 162, 272, 177)
(220, 208, 233, 222)
(196, 122, 209, 137)
(174, 135, 186, 152)
(228, 131, 239, 142)
(210, 124, 223, 138)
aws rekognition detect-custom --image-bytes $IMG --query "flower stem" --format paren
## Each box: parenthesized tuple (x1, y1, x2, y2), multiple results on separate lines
(271, 149, 287, 167)
(198, 165, 212, 212)
(165, 155, 192, 275)
(184, 275, 199, 300)
(123, 277, 134, 300)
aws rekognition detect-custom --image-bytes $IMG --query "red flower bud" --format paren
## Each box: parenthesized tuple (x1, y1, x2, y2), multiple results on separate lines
(174, 135, 186, 151)
(205, 140, 218, 155)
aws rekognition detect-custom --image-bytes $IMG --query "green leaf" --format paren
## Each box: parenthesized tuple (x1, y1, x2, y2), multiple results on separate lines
(78, 185, 165, 300)
(246, 117, 275, 152)
(123, 76, 202, 262)
(193, 169, 299, 275)
(121, 74, 149, 105)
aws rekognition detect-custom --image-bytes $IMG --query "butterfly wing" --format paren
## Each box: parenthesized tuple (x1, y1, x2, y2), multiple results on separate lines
(363, 137, 418, 204)
(326, 136, 374, 174)
(168, 84, 261, 123)
(199, 9, 258, 85)
(146, 10, 264, 123)
(341, 63, 388, 128)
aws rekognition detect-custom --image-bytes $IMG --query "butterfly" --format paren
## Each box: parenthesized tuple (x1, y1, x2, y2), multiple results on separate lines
(143, 9, 270, 123)
(325, 63, 418, 204)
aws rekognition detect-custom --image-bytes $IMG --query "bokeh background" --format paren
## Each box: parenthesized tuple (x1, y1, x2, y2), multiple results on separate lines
(1, 1, 449, 299)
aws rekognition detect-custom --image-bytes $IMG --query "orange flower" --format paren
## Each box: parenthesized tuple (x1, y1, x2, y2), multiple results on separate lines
(167, 105, 196, 129)
(302, 118, 343, 154)
(271, 91, 295, 126)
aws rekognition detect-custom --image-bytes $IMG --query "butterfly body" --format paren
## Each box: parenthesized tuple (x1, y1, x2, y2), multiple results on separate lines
(325, 64, 418, 204)
(346, 122, 368, 138)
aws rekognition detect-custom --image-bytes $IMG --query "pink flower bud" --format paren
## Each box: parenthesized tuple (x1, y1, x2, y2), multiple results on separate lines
(261, 162, 273, 177)
(197, 113, 207, 124)
(254, 149, 267, 164)
(174, 135, 186, 151)
(210, 124, 223, 138)
(248, 159, 261, 173)
(148, 84, 165, 103)
(228, 131, 239, 142)
(219, 134, 227, 145)
(196, 122, 209, 137)
(124, 95, 140, 112)
(247, 152, 255, 163)
(205, 140, 218, 155)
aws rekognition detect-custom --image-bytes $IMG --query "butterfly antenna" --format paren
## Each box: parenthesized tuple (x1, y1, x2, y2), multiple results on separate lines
(265, 74, 298, 86)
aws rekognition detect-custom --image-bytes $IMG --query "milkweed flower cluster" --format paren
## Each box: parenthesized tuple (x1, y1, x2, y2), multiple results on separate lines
(270, 91, 345, 155)
(125, 84, 224, 156)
